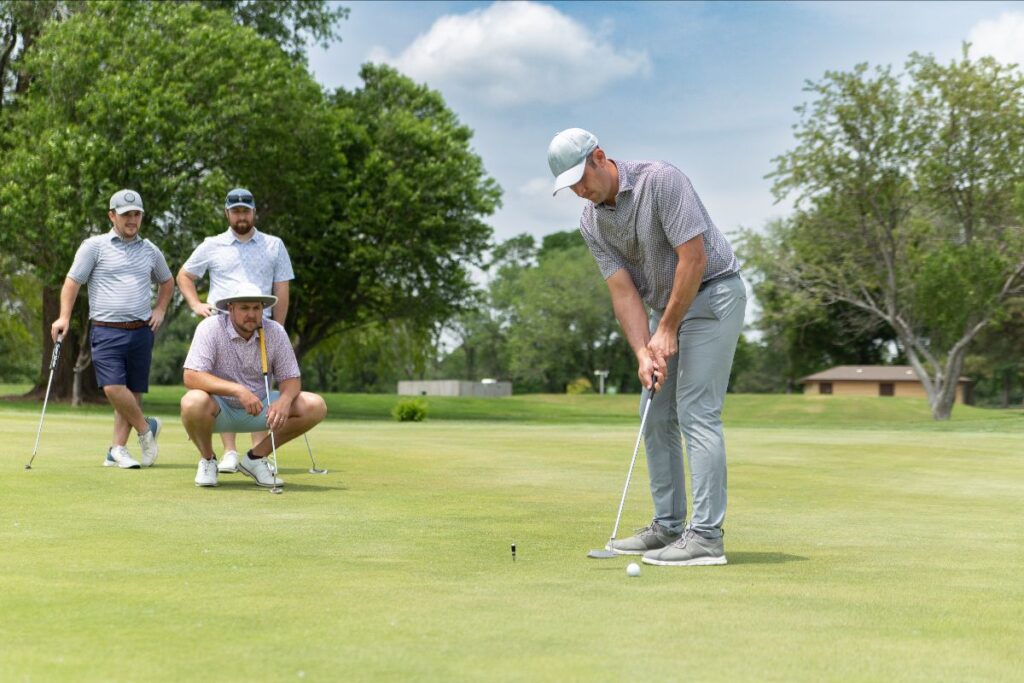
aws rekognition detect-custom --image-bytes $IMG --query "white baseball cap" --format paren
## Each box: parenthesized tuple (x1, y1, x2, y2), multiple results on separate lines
(109, 189, 144, 214)
(548, 128, 599, 195)
(215, 282, 278, 312)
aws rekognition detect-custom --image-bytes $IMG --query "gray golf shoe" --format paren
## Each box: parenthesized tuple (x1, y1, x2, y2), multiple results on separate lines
(642, 529, 727, 566)
(608, 522, 680, 555)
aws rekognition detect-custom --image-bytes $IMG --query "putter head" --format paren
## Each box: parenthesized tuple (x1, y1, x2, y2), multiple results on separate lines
(308, 467, 328, 475)
(586, 549, 617, 559)
(269, 486, 284, 495)
(24, 464, 31, 470)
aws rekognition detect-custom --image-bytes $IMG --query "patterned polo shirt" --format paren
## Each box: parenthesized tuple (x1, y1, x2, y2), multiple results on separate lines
(579, 160, 739, 311)
(67, 230, 173, 322)
(181, 228, 294, 315)
(183, 315, 301, 407)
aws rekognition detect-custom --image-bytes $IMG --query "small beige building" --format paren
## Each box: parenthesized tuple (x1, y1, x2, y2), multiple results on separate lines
(800, 365, 973, 404)
(397, 379, 512, 398)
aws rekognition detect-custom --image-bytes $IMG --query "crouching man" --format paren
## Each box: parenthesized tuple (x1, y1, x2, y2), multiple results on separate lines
(180, 283, 327, 488)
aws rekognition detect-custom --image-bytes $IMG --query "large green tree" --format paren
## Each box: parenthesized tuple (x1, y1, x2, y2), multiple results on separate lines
(0, 1, 337, 399)
(288, 64, 501, 359)
(766, 48, 1024, 419)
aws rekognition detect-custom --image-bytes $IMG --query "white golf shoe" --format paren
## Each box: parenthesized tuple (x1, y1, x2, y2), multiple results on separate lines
(195, 458, 219, 487)
(139, 417, 162, 467)
(238, 455, 284, 488)
(104, 445, 141, 469)
(218, 450, 240, 473)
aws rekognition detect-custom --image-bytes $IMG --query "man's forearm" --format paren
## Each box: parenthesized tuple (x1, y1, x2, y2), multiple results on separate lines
(59, 278, 81, 320)
(176, 270, 203, 307)
(277, 377, 301, 401)
(184, 369, 243, 398)
(656, 260, 703, 334)
(656, 238, 708, 335)
(154, 279, 174, 313)
(607, 270, 651, 357)
(272, 281, 289, 325)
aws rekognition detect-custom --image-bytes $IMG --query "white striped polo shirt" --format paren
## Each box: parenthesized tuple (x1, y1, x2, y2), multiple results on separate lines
(67, 230, 173, 322)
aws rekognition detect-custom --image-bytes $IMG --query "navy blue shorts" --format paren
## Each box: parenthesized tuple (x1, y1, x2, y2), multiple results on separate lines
(90, 324, 154, 392)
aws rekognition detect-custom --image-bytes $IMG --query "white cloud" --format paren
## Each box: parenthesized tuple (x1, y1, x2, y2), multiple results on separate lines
(968, 12, 1024, 67)
(368, 1, 651, 107)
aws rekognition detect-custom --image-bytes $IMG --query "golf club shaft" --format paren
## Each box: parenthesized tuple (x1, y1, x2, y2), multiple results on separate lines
(26, 335, 63, 468)
(257, 327, 279, 473)
(608, 387, 655, 544)
(303, 433, 322, 471)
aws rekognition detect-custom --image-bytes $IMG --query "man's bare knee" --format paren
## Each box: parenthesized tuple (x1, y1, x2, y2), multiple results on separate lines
(181, 390, 214, 419)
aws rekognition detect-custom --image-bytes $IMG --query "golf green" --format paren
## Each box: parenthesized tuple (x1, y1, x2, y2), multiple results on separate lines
(2, 399, 1022, 681)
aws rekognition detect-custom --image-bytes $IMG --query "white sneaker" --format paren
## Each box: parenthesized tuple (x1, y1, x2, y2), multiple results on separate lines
(218, 450, 240, 473)
(139, 417, 162, 467)
(104, 445, 141, 469)
(195, 458, 219, 487)
(238, 455, 284, 488)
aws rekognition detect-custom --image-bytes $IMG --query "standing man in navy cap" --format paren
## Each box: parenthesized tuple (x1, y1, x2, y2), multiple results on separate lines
(51, 189, 173, 469)
(176, 188, 294, 473)
(548, 129, 746, 567)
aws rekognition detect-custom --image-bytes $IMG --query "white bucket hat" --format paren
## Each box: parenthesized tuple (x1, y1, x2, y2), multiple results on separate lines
(214, 282, 278, 312)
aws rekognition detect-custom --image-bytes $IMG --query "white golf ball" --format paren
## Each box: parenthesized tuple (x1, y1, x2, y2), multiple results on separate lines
(626, 562, 641, 577)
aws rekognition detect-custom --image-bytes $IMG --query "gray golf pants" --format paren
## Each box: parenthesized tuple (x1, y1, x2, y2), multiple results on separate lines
(641, 275, 746, 539)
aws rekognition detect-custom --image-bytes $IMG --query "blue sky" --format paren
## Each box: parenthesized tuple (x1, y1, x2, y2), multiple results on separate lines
(308, 1, 1024, 245)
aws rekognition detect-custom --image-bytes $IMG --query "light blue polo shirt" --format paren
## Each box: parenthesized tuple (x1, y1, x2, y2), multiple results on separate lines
(67, 230, 173, 322)
(181, 228, 294, 314)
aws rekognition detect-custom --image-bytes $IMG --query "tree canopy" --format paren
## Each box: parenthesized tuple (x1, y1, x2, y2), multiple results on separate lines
(760, 46, 1024, 419)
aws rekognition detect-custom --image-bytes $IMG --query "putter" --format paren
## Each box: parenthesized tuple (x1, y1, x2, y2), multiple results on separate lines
(304, 433, 327, 474)
(257, 327, 283, 495)
(587, 376, 657, 559)
(24, 333, 64, 470)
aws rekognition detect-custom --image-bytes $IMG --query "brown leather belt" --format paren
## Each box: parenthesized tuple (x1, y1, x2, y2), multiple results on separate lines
(92, 319, 149, 330)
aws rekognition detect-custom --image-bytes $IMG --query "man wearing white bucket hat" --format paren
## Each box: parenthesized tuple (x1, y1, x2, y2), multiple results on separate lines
(176, 188, 294, 474)
(180, 283, 326, 488)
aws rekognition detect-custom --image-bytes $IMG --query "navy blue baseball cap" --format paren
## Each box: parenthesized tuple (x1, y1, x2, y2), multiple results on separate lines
(225, 188, 255, 210)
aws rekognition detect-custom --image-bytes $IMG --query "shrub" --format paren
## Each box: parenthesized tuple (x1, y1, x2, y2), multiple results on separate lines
(566, 377, 594, 394)
(391, 398, 428, 422)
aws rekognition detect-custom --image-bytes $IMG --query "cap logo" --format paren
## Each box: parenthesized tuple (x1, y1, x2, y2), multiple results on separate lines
(124, 192, 135, 202)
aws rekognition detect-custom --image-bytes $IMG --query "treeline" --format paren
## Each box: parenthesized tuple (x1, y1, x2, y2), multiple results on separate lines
(2, 5, 1021, 411)
(0, 1, 498, 400)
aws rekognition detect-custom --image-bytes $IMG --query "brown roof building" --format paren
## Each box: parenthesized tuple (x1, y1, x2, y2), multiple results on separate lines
(800, 365, 973, 404)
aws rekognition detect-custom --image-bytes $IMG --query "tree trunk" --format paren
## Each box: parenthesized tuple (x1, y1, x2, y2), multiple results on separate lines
(27, 285, 102, 403)
(927, 351, 966, 421)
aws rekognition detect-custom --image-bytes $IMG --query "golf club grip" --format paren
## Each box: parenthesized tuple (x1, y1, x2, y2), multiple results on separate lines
(50, 334, 64, 369)
(257, 327, 269, 375)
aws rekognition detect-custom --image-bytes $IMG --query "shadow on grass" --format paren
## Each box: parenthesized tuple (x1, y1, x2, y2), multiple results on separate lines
(194, 480, 348, 494)
(728, 552, 808, 565)
(585, 552, 808, 569)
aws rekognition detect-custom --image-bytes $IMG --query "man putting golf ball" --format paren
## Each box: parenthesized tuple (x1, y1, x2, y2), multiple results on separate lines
(549, 128, 746, 567)
(179, 283, 327, 489)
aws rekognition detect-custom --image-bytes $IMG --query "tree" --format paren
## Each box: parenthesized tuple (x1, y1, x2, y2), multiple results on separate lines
(2, 0, 345, 119)
(287, 64, 501, 359)
(767, 47, 1024, 419)
(0, 1, 337, 399)
(197, 0, 348, 60)
(0, 255, 39, 382)
(740, 220, 902, 390)
(964, 299, 1024, 407)
(448, 231, 635, 393)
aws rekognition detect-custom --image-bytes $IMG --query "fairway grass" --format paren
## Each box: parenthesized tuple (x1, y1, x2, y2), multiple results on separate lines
(2, 405, 1022, 681)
